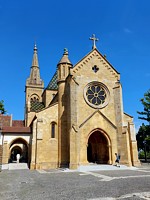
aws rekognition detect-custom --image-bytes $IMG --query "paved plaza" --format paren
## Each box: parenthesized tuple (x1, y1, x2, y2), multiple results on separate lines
(0, 163, 150, 200)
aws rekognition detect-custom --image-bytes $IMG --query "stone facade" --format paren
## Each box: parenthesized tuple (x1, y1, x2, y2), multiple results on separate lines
(25, 40, 140, 170)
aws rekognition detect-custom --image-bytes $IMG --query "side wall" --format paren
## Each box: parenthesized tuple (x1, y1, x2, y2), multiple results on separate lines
(30, 104, 58, 170)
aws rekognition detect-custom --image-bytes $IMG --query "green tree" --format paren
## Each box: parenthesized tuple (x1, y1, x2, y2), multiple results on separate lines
(137, 89, 150, 124)
(0, 100, 6, 114)
(137, 90, 150, 162)
(136, 123, 150, 161)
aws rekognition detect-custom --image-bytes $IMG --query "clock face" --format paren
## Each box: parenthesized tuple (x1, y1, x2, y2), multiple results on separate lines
(84, 82, 109, 109)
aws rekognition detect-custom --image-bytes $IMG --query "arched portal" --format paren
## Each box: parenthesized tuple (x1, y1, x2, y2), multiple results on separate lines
(87, 130, 109, 164)
(9, 138, 28, 163)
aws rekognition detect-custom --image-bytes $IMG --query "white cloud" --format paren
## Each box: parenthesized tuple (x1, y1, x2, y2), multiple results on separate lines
(123, 28, 132, 34)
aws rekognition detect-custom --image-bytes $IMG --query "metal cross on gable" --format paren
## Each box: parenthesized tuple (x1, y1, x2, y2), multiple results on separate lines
(89, 34, 99, 49)
(92, 65, 99, 73)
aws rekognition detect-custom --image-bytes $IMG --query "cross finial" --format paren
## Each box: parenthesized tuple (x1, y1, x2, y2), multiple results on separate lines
(34, 42, 37, 53)
(89, 34, 99, 49)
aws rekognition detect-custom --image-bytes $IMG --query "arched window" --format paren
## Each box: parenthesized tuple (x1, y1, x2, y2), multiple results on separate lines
(51, 122, 56, 138)
(30, 94, 39, 103)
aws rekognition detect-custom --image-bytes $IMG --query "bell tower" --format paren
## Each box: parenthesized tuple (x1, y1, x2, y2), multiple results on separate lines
(25, 44, 44, 125)
(57, 48, 73, 167)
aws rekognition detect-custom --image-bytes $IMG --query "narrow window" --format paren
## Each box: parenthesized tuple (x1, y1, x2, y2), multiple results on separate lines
(59, 68, 61, 79)
(63, 66, 65, 77)
(51, 123, 55, 138)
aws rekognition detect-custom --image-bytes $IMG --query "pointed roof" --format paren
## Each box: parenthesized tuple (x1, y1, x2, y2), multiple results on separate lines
(26, 44, 44, 87)
(58, 48, 72, 65)
(46, 71, 58, 90)
(32, 44, 39, 67)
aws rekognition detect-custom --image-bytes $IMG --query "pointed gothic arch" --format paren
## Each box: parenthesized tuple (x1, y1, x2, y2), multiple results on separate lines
(87, 129, 111, 164)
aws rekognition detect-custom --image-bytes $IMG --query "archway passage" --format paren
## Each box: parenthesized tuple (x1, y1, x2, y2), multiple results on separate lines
(9, 138, 28, 163)
(10, 146, 22, 162)
(87, 131, 109, 164)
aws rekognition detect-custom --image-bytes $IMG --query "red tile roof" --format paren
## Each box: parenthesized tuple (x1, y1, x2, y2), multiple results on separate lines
(2, 126, 31, 133)
(0, 114, 31, 134)
(12, 120, 25, 127)
(0, 114, 11, 126)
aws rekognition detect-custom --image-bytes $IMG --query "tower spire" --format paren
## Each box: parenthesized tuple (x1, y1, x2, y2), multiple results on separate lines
(25, 43, 44, 126)
(26, 44, 44, 86)
(58, 48, 72, 65)
(32, 43, 39, 67)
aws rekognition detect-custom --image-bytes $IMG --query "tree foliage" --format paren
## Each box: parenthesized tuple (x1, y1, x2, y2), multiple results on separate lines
(0, 100, 6, 114)
(136, 123, 150, 152)
(137, 89, 150, 124)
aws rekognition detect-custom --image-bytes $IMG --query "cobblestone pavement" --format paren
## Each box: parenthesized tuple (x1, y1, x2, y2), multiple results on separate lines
(0, 164, 150, 200)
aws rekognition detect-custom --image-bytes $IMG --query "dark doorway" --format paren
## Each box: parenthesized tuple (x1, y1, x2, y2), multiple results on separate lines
(9, 138, 28, 163)
(87, 131, 109, 164)
(10, 146, 22, 162)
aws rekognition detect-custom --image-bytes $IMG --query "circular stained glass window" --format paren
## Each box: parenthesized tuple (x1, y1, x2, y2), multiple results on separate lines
(84, 82, 109, 109)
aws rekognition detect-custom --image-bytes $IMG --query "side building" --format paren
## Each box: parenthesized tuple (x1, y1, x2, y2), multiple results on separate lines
(0, 114, 31, 167)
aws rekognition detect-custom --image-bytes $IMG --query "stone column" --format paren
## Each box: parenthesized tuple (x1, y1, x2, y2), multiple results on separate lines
(113, 82, 132, 166)
(2, 141, 9, 164)
(128, 122, 141, 166)
(69, 78, 79, 169)
(30, 120, 36, 169)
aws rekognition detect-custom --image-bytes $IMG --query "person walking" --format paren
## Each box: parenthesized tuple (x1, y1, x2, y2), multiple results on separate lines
(16, 154, 20, 163)
(115, 153, 120, 167)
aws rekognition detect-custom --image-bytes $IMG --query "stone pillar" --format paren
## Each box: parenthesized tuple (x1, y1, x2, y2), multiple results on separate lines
(57, 81, 69, 167)
(113, 82, 132, 166)
(2, 141, 9, 164)
(69, 128, 78, 169)
(30, 120, 36, 169)
(108, 145, 112, 164)
(69, 78, 79, 169)
(128, 122, 141, 166)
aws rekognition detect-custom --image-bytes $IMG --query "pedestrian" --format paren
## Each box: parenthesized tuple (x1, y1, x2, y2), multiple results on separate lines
(115, 153, 120, 167)
(16, 154, 20, 163)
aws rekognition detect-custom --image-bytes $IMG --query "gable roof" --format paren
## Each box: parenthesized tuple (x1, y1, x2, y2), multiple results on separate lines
(72, 48, 120, 76)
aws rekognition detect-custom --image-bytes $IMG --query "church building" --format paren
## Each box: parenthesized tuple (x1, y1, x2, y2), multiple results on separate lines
(24, 35, 140, 170)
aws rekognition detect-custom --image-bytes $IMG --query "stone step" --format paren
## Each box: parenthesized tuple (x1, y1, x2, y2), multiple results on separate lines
(2, 163, 29, 170)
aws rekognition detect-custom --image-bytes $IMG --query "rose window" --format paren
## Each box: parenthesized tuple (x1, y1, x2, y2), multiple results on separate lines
(84, 82, 109, 109)
(86, 85, 106, 105)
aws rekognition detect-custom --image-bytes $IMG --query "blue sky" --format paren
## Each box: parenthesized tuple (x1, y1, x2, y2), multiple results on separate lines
(0, 0, 149, 131)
